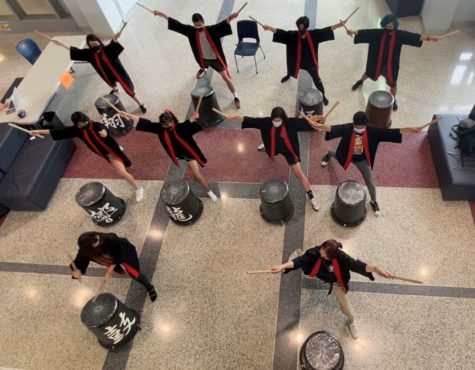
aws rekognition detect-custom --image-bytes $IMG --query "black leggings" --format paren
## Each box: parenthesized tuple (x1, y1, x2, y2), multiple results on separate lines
(119, 252, 153, 291)
(301, 66, 325, 95)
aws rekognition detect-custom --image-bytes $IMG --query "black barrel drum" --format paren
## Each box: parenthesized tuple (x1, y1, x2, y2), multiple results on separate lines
(366, 90, 394, 128)
(191, 85, 223, 127)
(95, 94, 133, 136)
(75, 182, 126, 226)
(331, 180, 367, 227)
(160, 180, 203, 225)
(259, 179, 293, 224)
(81, 293, 141, 350)
(299, 88, 324, 117)
(300, 331, 344, 370)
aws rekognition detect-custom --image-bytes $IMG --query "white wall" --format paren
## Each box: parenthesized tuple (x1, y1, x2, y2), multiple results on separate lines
(422, 0, 460, 34)
(453, 0, 475, 23)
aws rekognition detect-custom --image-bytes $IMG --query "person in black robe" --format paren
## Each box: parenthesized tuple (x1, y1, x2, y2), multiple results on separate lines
(153, 9, 241, 108)
(71, 232, 157, 302)
(52, 32, 147, 113)
(270, 239, 393, 339)
(229, 106, 320, 211)
(308, 111, 422, 215)
(117, 109, 218, 201)
(261, 16, 346, 106)
(30, 111, 144, 202)
(347, 14, 442, 110)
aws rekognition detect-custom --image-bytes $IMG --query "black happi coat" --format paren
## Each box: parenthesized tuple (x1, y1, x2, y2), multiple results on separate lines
(286, 246, 374, 292)
(168, 17, 232, 69)
(50, 121, 131, 166)
(354, 29, 422, 84)
(136, 118, 207, 166)
(70, 41, 134, 94)
(242, 117, 314, 160)
(325, 123, 402, 169)
(273, 27, 334, 78)
(72, 233, 139, 274)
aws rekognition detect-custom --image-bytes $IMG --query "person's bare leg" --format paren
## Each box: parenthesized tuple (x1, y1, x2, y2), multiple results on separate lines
(290, 163, 319, 211)
(390, 85, 398, 110)
(188, 160, 217, 201)
(110, 159, 143, 201)
(131, 93, 146, 113)
(352, 73, 368, 91)
(220, 71, 240, 108)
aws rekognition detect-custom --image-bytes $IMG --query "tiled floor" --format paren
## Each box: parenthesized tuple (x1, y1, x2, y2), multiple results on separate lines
(1, 0, 474, 369)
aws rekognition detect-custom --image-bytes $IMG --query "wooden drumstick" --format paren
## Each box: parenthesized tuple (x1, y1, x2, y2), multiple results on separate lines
(91, 279, 107, 302)
(340, 19, 353, 38)
(118, 20, 128, 34)
(8, 123, 45, 138)
(390, 275, 423, 284)
(137, 2, 154, 13)
(247, 270, 273, 274)
(68, 253, 82, 283)
(236, 2, 248, 15)
(249, 15, 264, 27)
(419, 116, 439, 130)
(100, 96, 120, 113)
(440, 30, 459, 39)
(344, 7, 359, 22)
(212, 107, 230, 119)
(34, 30, 53, 40)
(195, 95, 203, 113)
(323, 101, 340, 120)
(299, 109, 323, 128)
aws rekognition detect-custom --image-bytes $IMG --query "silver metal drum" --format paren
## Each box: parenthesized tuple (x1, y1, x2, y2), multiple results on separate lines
(331, 180, 367, 227)
(299, 331, 344, 370)
(299, 88, 323, 117)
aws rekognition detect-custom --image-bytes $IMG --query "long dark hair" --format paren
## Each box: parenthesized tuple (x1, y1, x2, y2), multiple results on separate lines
(270, 106, 288, 122)
(77, 232, 114, 264)
(159, 110, 179, 128)
(86, 34, 105, 49)
(320, 239, 343, 259)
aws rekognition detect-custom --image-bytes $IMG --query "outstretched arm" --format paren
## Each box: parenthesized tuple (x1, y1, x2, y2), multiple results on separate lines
(271, 260, 294, 274)
(419, 34, 442, 42)
(189, 111, 199, 123)
(153, 10, 169, 20)
(365, 263, 394, 278)
(330, 19, 347, 31)
(117, 110, 140, 126)
(112, 22, 127, 43)
(227, 11, 239, 23)
(262, 24, 277, 33)
(228, 114, 245, 123)
(51, 40, 70, 50)
(346, 28, 358, 37)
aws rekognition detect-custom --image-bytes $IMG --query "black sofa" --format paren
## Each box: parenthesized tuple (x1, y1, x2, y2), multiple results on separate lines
(428, 114, 475, 201)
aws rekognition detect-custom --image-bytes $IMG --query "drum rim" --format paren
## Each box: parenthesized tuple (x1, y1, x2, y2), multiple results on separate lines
(336, 180, 366, 206)
(260, 179, 290, 203)
(95, 93, 119, 108)
(191, 86, 214, 98)
(368, 90, 394, 108)
(81, 293, 119, 327)
(76, 181, 106, 206)
(160, 180, 191, 205)
(299, 330, 344, 370)
(299, 87, 323, 105)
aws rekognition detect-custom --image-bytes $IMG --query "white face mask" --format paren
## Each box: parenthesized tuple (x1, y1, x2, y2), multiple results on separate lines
(272, 120, 282, 128)
(354, 127, 366, 134)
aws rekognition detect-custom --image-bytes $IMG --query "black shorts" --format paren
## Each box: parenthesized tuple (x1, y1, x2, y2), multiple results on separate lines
(203, 59, 225, 73)
(177, 153, 194, 162)
(282, 152, 299, 166)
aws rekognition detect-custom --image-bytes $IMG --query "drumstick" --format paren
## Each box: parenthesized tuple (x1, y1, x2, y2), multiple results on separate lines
(419, 116, 439, 129)
(136, 2, 154, 13)
(91, 279, 108, 302)
(8, 123, 45, 138)
(323, 101, 340, 120)
(100, 96, 120, 113)
(340, 19, 353, 38)
(119, 20, 127, 34)
(34, 30, 53, 40)
(344, 7, 359, 22)
(195, 95, 203, 112)
(236, 2, 248, 15)
(249, 15, 264, 27)
(68, 253, 82, 283)
(247, 270, 273, 274)
(440, 30, 459, 39)
(212, 107, 230, 119)
(390, 275, 423, 284)
(299, 109, 321, 128)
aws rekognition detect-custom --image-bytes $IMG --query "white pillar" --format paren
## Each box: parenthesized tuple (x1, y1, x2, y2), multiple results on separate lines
(421, 0, 460, 34)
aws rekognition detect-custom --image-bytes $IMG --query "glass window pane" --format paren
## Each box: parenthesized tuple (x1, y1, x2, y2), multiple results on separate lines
(16, 0, 55, 15)
(0, 0, 14, 16)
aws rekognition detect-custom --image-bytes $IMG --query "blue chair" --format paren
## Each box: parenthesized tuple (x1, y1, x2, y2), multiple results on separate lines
(16, 39, 41, 65)
(234, 20, 265, 74)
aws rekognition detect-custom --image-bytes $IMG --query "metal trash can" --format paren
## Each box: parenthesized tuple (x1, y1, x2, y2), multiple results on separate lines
(331, 180, 367, 227)
(160, 180, 203, 225)
(260, 179, 293, 224)
(76, 182, 126, 226)
(366, 90, 394, 128)
(95, 94, 133, 136)
(36, 111, 65, 129)
(298, 88, 323, 117)
(191, 85, 223, 127)
(299, 331, 344, 370)
(80, 293, 141, 350)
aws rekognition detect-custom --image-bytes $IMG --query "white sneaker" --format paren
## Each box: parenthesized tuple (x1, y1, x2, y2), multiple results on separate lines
(310, 198, 320, 212)
(257, 143, 266, 152)
(346, 320, 359, 339)
(208, 190, 218, 202)
(135, 187, 144, 202)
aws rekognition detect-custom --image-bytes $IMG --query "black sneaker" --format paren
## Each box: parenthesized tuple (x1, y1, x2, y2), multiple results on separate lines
(196, 68, 206, 79)
(280, 74, 291, 83)
(323, 95, 329, 106)
(139, 105, 147, 114)
(257, 143, 266, 152)
(234, 97, 241, 109)
(352, 80, 363, 91)
(370, 201, 380, 216)
(393, 100, 398, 111)
(148, 286, 157, 302)
(321, 153, 331, 167)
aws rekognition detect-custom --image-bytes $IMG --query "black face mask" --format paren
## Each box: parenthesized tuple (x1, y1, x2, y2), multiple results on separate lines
(299, 29, 307, 36)
(89, 44, 101, 50)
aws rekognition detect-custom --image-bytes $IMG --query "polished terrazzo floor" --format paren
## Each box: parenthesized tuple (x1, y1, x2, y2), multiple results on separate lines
(0, 0, 474, 369)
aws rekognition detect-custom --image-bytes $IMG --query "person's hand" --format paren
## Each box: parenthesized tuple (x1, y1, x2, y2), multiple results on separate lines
(190, 111, 199, 122)
(72, 269, 82, 280)
(153, 10, 164, 17)
(430, 35, 442, 42)
(346, 28, 356, 37)
(99, 129, 107, 138)
(375, 267, 394, 279)
(29, 130, 42, 137)
(338, 19, 347, 28)
(309, 114, 326, 124)
(227, 114, 241, 121)
(104, 270, 113, 283)
(410, 127, 423, 133)
(0, 102, 7, 111)
(263, 24, 271, 31)
(271, 264, 286, 274)
(228, 12, 239, 21)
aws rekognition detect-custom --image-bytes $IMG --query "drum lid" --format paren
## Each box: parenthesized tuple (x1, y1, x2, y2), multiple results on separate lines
(260, 179, 289, 203)
(160, 180, 190, 205)
(191, 85, 214, 98)
(302, 331, 343, 370)
(80, 293, 118, 327)
(75, 182, 106, 206)
(368, 90, 394, 108)
(95, 94, 119, 109)
(299, 88, 323, 106)
(337, 181, 366, 205)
